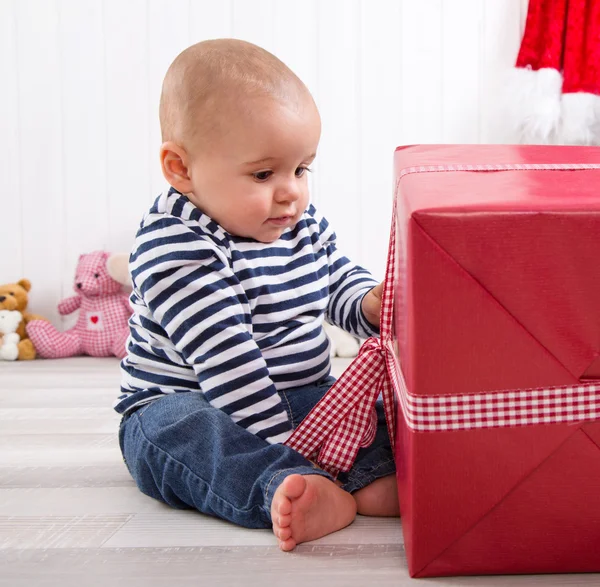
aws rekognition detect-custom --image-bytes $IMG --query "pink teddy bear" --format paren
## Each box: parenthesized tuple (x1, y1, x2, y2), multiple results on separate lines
(27, 251, 133, 359)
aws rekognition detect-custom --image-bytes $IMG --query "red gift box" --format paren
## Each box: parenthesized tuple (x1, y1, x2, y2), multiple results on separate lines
(392, 145, 600, 577)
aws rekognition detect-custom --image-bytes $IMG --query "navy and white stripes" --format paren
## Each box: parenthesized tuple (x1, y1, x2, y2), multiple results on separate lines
(114, 188, 378, 443)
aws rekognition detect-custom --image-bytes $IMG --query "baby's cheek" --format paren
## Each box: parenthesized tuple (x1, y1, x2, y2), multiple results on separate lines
(253, 198, 273, 219)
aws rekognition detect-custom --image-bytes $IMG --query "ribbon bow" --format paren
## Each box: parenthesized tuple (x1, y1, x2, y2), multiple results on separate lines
(284, 203, 398, 477)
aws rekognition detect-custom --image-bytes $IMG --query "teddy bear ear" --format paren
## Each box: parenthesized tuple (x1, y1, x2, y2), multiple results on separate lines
(106, 253, 132, 287)
(17, 279, 31, 292)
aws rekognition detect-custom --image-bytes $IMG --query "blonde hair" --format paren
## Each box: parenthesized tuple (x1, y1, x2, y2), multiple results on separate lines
(159, 38, 311, 148)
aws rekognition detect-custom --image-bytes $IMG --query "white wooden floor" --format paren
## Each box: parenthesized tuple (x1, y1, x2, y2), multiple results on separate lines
(1, 358, 599, 587)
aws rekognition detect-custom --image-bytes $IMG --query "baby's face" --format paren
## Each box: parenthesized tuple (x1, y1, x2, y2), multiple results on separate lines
(185, 95, 321, 243)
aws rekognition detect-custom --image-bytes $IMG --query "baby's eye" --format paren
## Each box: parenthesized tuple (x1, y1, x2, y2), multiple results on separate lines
(295, 166, 312, 178)
(253, 170, 272, 181)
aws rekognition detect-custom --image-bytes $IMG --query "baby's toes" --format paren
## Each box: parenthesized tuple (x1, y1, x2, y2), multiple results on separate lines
(279, 537, 297, 552)
(275, 525, 293, 541)
(275, 496, 292, 516)
(277, 513, 292, 528)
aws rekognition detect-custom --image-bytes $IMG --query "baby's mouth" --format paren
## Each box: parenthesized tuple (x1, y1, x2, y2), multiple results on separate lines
(267, 215, 293, 226)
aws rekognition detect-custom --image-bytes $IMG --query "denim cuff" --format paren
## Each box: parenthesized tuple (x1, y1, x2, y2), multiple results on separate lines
(340, 456, 396, 494)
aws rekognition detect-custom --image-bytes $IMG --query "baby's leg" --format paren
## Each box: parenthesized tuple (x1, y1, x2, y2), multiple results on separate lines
(118, 392, 341, 532)
(271, 474, 356, 551)
(352, 474, 399, 516)
(337, 398, 399, 516)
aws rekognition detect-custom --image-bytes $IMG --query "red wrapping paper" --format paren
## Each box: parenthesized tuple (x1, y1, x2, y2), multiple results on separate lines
(393, 145, 600, 577)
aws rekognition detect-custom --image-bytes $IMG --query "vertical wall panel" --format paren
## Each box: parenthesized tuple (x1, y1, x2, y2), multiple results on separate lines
(442, 0, 483, 143)
(189, 0, 233, 43)
(272, 0, 318, 99)
(480, 0, 523, 143)
(58, 0, 109, 302)
(400, 0, 443, 144)
(359, 0, 403, 280)
(2, 0, 526, 316)
(148, 0, 191, 201)
(519, 0, 530, 32)
(272, 0, 319, 205)
(0, 0, 22, 280)
(315, 0, 361, 264)
(232, 0, 275, 54)
(15, 0, 64, 322)
(103, 0, 151, 255)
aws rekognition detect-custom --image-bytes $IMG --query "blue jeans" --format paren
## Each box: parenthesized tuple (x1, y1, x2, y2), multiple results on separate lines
(118, 376, 395, 529)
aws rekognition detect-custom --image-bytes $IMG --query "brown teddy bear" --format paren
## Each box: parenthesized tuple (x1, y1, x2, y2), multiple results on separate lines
(0, 279, 46, 360)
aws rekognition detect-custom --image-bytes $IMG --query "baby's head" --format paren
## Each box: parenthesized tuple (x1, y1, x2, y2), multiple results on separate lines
(159, 39, 321, 243)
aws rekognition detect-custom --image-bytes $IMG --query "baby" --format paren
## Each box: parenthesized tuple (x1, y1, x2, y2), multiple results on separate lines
(115, 38, 399, 551)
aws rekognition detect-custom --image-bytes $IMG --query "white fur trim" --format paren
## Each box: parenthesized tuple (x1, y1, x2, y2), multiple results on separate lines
(559, 92, 600, 145)
(503, 67, 563, 144)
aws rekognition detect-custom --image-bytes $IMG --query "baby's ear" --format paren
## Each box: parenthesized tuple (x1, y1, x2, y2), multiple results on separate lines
(160, 141, 193, 193)
(106, 253, 132, 287)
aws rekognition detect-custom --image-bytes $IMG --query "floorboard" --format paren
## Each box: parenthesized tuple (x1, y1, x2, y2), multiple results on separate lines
(0, 357, 597, 586)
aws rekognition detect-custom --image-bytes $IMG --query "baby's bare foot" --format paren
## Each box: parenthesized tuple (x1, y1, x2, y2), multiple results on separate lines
(353, 474, 400, 516)
(271, 474, 357, 551)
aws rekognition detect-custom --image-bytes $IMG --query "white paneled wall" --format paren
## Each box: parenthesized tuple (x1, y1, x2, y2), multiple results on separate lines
(1, 0, 528, 324)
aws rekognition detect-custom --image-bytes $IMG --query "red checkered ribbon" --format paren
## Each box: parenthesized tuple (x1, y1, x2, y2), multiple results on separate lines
(284, 204, 398, 477)
(394, 361, 600, 432)
(285, 162, 600, 477)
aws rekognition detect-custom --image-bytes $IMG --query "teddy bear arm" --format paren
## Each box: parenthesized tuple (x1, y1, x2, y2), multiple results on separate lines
(58, 296, 81, 315)
(22, 312, 47, 323)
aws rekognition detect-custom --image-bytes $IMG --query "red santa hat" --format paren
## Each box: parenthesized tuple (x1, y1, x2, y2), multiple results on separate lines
(509, 0, 600, 145)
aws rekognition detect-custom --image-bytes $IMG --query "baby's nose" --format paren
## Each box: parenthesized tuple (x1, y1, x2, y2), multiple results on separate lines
(276, 181, 301, 202)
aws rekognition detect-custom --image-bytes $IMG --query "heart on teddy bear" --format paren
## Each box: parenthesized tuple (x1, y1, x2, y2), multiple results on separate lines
(85, 311, 104, 330)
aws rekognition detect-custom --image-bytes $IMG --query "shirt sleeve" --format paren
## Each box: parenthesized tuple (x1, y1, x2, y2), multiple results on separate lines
(309, 206, 380, 338)
(131, 215, 293, 444)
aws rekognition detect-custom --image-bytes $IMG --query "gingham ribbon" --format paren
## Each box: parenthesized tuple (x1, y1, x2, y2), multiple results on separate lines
(285, 162, 600, 477)
(284, 205, 398, 477)
(394, 361, 600, 432)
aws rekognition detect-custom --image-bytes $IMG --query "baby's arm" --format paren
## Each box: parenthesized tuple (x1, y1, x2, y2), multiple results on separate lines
(132, 221, 292, 444)
(310, 207, 380, 338)
(360, 282, 383, 328)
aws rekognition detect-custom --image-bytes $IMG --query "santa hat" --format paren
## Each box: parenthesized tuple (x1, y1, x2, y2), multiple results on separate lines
(508, 0, 600, 145)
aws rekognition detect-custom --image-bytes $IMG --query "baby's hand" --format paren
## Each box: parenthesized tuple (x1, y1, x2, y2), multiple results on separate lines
(361, 282, 383, 328)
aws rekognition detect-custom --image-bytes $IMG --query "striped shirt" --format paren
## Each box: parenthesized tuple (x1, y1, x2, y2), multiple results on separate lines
(114, 188, 379, 443)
